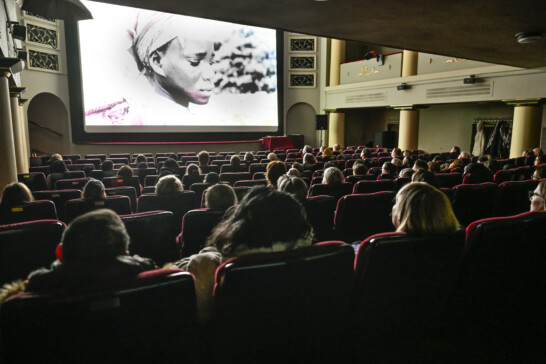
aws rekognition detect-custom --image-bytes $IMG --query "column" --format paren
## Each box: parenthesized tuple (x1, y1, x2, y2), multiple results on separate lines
(327, 39, 346, 146)
(398, 109, 420, 150)
(19, 99, 30, 172)
(509, 103, 543, 158)
(10, 88, 26, 174)
(402, 50, 418, 77)
(0, 72, 18, 191)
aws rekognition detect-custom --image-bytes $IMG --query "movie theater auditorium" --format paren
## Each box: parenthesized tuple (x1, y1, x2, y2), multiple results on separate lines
(0, 0, 545, 361)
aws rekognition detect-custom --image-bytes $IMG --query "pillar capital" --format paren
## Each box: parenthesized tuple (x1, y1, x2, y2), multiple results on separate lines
(10, 87, 26, 98)
(0, 58, 23, 77)
(19, 98, 28, 106)
(502, 98, 541, 107)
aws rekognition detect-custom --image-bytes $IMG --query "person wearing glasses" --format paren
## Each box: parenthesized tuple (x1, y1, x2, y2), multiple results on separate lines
(529, 180, 546, 212)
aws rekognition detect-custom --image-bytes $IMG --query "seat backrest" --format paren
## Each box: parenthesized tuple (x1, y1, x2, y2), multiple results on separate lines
(105, 186, 137, 213)
(304, 195, 336, 242)
(33, 189, 82, 222)
(213, 242, 354, 358)
(493, 169, 515, 184)
(344, 174, 376, 185)
(495, 180, 538, 217)
(189, 183, 210, 206)
(333, 192, 396, 244)
(0, 219, 65, 284)
(144, 174, 159, 186)
(0, 200, 58, 224)
(353, 179, 395, 194)
(55, 177, 92, 190)
(180, 208, 225, 257)
(65, 196, 132, 223)
(394, 177, 411, 191)
(233, 179, 268, 188)
(436, 172, 463, 188)
(308, 183, 353, 202)
(1, 270, 197, 363)
(232, 186, 251, 202)
(120, 211, 179, 265)
(220, 172, 251, 185)
(18, 172, 47, 191)
(137, 192, 199, 232)
(102, 176, 142, 196)
(354, 230, 465, 333)
(451, 183, 498, 226)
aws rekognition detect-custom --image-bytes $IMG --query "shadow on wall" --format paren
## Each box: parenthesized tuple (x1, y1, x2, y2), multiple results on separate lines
(28, 92, 69, 155)
(286, 102, 317, 147)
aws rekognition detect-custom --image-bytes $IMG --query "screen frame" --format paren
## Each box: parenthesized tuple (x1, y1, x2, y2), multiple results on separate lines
(66, 11, 284, 144)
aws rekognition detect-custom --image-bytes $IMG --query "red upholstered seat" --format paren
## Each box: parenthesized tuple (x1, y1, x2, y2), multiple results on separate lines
(308, 183, 353, 202)
(451, 182, 498, 226)
(213, 241, 354, 360)
(0, 219, 65, 284)
(493, 169, 515, 184)
(102, 176, 142, 196)
(352, 179, 395, 194)
(333, 192, 396, 244)
(65, 196, 132, 223)
(1, 270, 197, 363)
(495, 180, 538, 217)
(33, 189, 82, 222)
(120, 210, 179, 265)
(0, 200, 58, 224)
(436, 172, 463, 188)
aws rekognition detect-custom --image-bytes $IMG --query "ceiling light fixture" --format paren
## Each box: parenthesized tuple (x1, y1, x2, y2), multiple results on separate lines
(516, 32, 543, 44)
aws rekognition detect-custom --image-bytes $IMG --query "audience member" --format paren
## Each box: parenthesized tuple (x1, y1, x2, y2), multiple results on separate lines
(47, 159, 68, 189)
(287, 168, 301, 177)
(135, 154, 148, 165)
(204, 172, 220, 185)
(244, 152, 255, 167)
(412, 170, 441, 188)
(173, 187, 313, 321)
(267, 153, 278, 162)
(0, 182, 34, 208)
(198, 151, 211, 173)
(291, 162, 304, 175)
(380, 162, 396, 178)
(399, 168, 414, 179)
(322, 166, 343, 185)
(303, 153, 317, 170)
(117, 165, 134, 178)
(392, 182, 459, 235)
(391, 158, 403, 168)
(533, 147, 544, 157)
(230, 155, 245, 171)
(353, 163, 368, 176)
(534, 154, 546, 167)
(428, 161, 441, 174)
(48, 153, 63, 164)
(162, 158, 180, 174)
(266, 161, 287, 188)
(463, 162, 494, 183)
(447, 159, 463, 170)
(204, 184, 237, 210)
(302, 145, 313, 154)
(530, 180, 546, 212)
(156, 175, 184, 196)
(322, 147, 333, 161)
(101, 159, 116, 177)
(183, 164, 202, 188)
(450, 146, 461, 159)
(332, 144, 343, 154)
(277, 175, 308, 203)
(82, 179, 106, 202)
(25, 209, 155, 292)
(413, 159, 428, 172)
(533, 165, 546, 181)
(137, 162, 148, 170)
(391, 148, 403, 159)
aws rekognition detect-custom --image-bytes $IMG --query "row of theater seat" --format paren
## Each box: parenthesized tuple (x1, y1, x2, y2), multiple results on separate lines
(2, 211, 545, 361)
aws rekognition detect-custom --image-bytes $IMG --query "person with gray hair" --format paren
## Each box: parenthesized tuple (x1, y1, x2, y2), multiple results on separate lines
(322, 167, 344, 186)
(156, 174, 184, 196)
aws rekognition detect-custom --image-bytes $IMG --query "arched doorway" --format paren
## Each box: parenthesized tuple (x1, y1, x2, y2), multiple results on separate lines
(286, 102, 317, 147)
(27, 93, 69, 154)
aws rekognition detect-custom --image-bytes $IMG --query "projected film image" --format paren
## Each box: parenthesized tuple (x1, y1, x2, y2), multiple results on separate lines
(79, 1, 278, 133)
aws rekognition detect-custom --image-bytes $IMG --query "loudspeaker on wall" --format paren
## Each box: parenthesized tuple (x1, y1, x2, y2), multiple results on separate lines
(315, 115, 328, 130)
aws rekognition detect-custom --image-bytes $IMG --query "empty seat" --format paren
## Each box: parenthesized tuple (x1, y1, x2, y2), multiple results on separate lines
(451, 183, 498, 226)
(436, 173, 463, 188)
(179, 208, 225, 257)
(495, 180, 538, 217)
(137, 192, 199, 232)
(304, 195, 336, 242)
(213, 242, 354, 360)
(220, 172, 251, 185)
(33, 189, 82, 222)
(190, 183, 210, 206)
(493, 169, 515, 184)
(0, 219, 65, 284)
(55, 177, 92, 190)
(308, 183, 353, 202)
(102, 176, 142, 196)
(353, 179, 395, 194)
(18, 172, 47, 191)
(1, 270, 198, 363)
(120, 211, 179, 265)
(333, 192, 396, 244)
(105, 186, 137, 213)
(353, 230, 465, 335)
(0, 200, 58, 224)
(65, 196, 132, 223)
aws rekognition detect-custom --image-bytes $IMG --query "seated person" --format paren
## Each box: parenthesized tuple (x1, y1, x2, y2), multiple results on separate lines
(322, 167, 343, 186)
(198, 151, 211, 174)
(266, 161, 287, 188)
(229, 155, 246, 172)
(303, 153, 317, 170)
(156, 175, 184, 196)
(277, 175, 308, 203)
(302, 145, 312, 154)
(391, 148, 403, 159)
(332, 144, 343, 154)
(530, 180, 546, 212)
(25, 209, 156, 293)
(183, 164, 203, 189)
(243, 152, 255, 167)
(101, 159, 116, 177)
(117, 165, 134, 178)
(428, 161, 441, 174)
(447, 159, 463, 171)
(0, 182, 34, 208)
(412, 170, 441, 188)
(287, 168, 301, 178)
(82, 179, 106, 202)
(172, 187, 313, 321)
(392, 182, 459, 235)
(534, 154, 546, 167)
(204, 184, 237, 210)
(204, 172, 220, 185)
(267, 153, 278, 162)
(135, 154, 148, 167)
(321, 147, 333, 161)
(48, 153, 63, 164)
(413, 159, 428, 172)
(162, 158, 180, 174)
(533, 148, 544, 157)
(463, 162, 493, 183)
(291, 162, 304, 175)
(379, 162, 396, 179)
(47, 159, 69, 189)
(399, 168, 414, 179)
(353, 162, 368, 176)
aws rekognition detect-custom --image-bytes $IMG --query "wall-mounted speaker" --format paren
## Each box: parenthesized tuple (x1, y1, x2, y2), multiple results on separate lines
(12, 24, 27, 41)
(315, 115, 328, 130)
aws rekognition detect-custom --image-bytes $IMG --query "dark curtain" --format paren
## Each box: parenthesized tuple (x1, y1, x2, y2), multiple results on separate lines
(485, 120, 512, 159)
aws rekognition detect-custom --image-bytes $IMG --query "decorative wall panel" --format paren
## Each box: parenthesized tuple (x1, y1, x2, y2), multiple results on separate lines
(289, 73, 316, 88)
(289, 55, 316, 71)
(27, 48, 61, 73)
(289, 36, 316, 53)
(25, 22, 58, 49)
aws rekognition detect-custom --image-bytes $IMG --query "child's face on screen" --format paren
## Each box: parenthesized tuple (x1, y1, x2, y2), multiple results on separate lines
(154, 36, 215, 107)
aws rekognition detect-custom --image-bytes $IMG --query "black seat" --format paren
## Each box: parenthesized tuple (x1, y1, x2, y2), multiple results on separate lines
(0, 200, 58, 224)
(33, 189, 82, 222)
(179, 208, 225, 257)
(137, 192, 199, 232)
(65, 196, 132, 223)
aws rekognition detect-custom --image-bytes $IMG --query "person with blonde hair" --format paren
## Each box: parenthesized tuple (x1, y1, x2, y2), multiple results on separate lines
(322, 167, 343, 186)
(392, 182, 459, 236)
(155, 175, 183, 196)
(529, 180, 546, 212)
